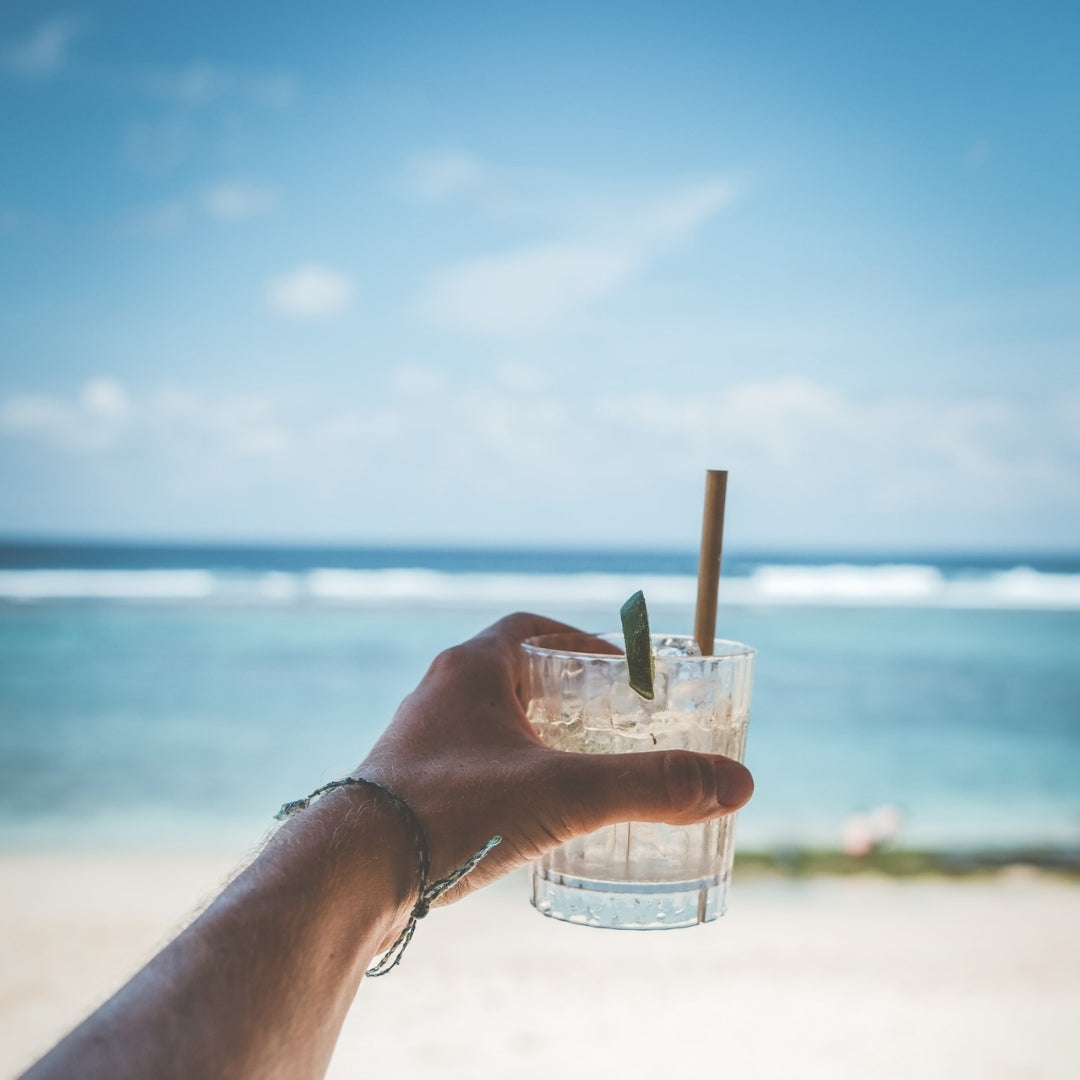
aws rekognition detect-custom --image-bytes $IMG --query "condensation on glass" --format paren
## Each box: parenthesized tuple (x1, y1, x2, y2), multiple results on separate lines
(522, 632, 755, 930)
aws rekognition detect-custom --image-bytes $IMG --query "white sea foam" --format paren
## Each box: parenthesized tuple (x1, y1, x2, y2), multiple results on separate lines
(255, 571, 303, 602)
(745, 564, 944, 603)
(730, 564, 1080, 609)
(0, 570, 216, 601)
(976, 567, 1080, 608)
(0, 564, 1078, 609)
(305, 569, 696, 606)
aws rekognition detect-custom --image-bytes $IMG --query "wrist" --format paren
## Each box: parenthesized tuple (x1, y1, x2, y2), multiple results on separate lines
(270, 772, 501, 976)
(262, 781, 420, 963)
(308, 782, 420, 926)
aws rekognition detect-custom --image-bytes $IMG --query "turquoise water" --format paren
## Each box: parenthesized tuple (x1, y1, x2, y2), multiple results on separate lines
(1, 545, 1078, 853)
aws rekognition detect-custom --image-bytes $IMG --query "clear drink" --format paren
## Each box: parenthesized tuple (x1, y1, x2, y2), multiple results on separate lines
(522, 632, 754, 929)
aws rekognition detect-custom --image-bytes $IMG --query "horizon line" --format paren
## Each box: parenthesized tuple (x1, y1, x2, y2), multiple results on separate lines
(0, 534, 1078, 560)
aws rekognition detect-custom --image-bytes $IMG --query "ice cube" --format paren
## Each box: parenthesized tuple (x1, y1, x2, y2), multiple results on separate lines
(653, 636, 702, 657)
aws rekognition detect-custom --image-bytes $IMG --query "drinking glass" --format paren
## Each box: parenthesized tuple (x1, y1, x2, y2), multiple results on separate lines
(522, 632, 754, 929)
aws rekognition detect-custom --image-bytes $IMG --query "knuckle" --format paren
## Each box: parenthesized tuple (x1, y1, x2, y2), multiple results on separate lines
(485, 612, 535, 643)
(430, 642, 473, 673)
(429, 641, 506, 689)
(660, 751, 710, 815)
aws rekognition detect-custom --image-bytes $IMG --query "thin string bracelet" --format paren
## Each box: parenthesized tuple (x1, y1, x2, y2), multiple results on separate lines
(275, 776, 501, 977)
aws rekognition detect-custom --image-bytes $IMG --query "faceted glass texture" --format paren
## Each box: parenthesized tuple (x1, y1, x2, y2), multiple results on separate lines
(522, 633, 754, 930)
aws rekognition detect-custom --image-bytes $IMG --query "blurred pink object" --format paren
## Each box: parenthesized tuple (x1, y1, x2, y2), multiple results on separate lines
(841, 814, 875, 856)
(841, 804, 905, 856)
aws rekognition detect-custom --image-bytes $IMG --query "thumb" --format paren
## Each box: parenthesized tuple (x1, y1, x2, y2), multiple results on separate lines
(562, 749, 754, 829)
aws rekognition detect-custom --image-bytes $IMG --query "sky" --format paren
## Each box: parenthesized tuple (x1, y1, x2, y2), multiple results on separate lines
(1, 0, 1078, 551)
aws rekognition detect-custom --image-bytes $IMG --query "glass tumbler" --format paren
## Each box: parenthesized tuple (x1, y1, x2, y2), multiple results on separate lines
(522, 632, 754, 930)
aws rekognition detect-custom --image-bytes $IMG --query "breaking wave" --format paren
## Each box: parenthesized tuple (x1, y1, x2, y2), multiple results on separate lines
(1, 564, 1079, 609)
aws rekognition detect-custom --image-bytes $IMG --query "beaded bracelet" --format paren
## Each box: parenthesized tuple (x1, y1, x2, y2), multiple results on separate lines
(275, 777, 501, 976)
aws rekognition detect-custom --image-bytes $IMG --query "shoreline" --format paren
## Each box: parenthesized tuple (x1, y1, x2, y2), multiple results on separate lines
(4, 841, 1078, 879)
(734, 845, 1080, 879)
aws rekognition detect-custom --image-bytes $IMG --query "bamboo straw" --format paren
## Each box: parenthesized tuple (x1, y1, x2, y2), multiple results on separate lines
(693, 469, 728, 655)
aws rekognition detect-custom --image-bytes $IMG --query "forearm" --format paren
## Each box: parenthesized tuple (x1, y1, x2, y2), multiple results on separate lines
(23, 787, 415, 1080)
(22, 613, 755, 1080)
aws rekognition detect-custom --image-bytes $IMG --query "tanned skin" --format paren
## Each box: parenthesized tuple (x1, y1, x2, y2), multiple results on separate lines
(23, 613, 754, 1080)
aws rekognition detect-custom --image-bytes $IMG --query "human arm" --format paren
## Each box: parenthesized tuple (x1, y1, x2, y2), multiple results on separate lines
(23, 613, 754, 1080)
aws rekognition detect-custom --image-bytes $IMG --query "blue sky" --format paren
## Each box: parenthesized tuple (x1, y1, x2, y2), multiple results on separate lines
(1, 1, 1077, 550)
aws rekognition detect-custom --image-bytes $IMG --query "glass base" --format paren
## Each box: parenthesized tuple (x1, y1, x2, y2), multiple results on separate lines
(531, 868, 728, 930)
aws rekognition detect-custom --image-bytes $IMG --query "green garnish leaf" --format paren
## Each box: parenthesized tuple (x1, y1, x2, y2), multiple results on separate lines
(620, 589, 654, 700)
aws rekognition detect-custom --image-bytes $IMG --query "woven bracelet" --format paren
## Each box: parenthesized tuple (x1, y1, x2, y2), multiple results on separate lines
(275, 777, 501, 976)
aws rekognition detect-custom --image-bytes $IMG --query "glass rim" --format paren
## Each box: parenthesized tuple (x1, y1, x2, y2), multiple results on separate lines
(522, 631, 755, 662)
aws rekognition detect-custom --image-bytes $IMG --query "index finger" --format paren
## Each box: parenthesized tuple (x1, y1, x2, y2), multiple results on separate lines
(472, 612, 625, 684)
(471, 612, 584, 680)
(473, 611, 583, 650)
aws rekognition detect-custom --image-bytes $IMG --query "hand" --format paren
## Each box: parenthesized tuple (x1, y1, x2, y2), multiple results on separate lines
(20, 613, 754, 1080)
(359, 612, 754, 900)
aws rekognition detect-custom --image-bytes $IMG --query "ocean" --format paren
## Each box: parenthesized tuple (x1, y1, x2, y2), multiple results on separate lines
(1, 542, 1078, 856)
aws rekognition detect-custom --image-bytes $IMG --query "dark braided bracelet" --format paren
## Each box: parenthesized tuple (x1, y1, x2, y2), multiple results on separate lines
(275, 777, 501, 976)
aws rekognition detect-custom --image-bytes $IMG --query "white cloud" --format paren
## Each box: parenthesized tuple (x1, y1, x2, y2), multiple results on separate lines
(421, 175, 736, 337)
(266, 264, 354, 319)
(201, 181, 278, 221)
(405, 151, 485, 201)
(636, 178, 738, 244)
(311, 408, 403, 460)
(1057, 390, 1080, 443)
(82, 378, 132, 421)
(425, 241, 638, 336)
(0, 380, 293, 462)
(494, 362, 545, 392)
(2, 375, 1077, 546)
(140, 63, 297, 108)
(117, 180, 278, 237)
(388, 365, 446, 395)
(154, 388, 291, 458)
(0, 378, 131, 451)
(599, 378, 1080, 514)
(1, 396, 70, 439)
(144, 61, 224, 105)
(2, 17, 82, 78)
(0, 208, 19, 233)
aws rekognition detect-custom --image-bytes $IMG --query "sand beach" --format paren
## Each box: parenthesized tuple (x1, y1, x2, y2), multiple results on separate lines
(2, 853, 1078, 1079)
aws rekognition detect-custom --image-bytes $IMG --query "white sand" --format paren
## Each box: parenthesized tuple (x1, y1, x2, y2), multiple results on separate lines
(2, 854, 1079, 1079)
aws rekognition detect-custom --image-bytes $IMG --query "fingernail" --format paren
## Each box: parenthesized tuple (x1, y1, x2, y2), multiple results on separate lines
(715, 761, 754, 808)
